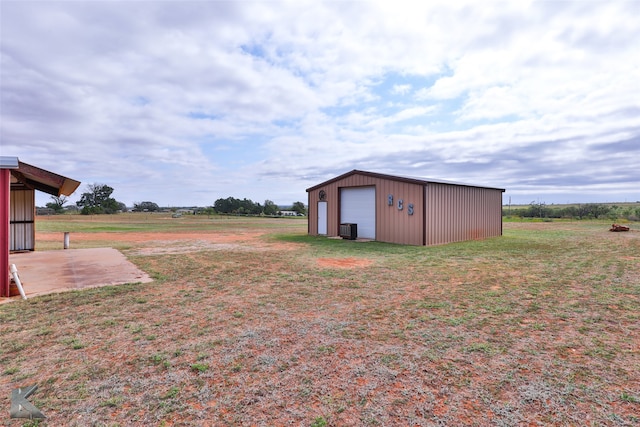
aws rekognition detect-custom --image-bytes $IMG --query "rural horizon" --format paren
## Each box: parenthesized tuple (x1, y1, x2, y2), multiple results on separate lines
(38, 198, 640, 211)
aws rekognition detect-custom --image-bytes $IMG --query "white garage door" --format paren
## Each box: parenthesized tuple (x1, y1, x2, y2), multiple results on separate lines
(340, 187, 376, 239)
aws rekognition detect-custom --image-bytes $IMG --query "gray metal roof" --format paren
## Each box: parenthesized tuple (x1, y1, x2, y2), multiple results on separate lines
(306, 169, 505, 192)
(0, 156, 19, 169)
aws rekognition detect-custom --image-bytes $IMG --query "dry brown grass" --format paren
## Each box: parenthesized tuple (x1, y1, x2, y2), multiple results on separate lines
(1, 215, 639, 426)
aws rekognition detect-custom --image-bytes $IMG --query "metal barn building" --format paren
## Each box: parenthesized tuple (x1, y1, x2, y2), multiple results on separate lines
(306, 170, 505, 246)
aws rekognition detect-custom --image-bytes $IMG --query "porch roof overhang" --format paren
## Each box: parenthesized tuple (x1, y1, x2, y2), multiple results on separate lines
(10, 160, 81, 196)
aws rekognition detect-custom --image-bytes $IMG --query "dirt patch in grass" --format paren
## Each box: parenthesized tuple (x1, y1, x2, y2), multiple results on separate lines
(2, 218, 639, 426)
(316, 257, 374, 268)
(37, 230, 302, 254)
(39, 230, 266, 244)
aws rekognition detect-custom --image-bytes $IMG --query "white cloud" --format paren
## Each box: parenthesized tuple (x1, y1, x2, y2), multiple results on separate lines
(1, 0, 639, 207)
(391, 84, 412, 95)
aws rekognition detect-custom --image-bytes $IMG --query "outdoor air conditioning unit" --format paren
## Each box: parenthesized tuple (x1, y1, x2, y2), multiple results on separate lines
(339, 223, 357, 240)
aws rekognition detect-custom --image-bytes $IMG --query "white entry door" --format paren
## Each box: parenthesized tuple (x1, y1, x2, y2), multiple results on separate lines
(340, 187, 375, 239)
(317, 201, 328, 235)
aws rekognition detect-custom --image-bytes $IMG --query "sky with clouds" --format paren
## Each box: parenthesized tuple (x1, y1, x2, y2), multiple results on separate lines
(2, 0, 639, 207)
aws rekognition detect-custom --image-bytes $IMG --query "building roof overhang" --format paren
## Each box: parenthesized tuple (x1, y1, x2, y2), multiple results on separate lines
(8, 160, 81, 197)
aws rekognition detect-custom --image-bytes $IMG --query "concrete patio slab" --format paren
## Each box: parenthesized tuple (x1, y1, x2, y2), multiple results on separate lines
(2, 248, 153, 304)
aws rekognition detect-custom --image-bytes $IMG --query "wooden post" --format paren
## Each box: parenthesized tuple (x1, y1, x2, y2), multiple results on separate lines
(1, 169, 10, 297)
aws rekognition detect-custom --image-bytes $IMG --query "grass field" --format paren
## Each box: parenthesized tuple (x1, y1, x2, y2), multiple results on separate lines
(1, 214, 639, 426)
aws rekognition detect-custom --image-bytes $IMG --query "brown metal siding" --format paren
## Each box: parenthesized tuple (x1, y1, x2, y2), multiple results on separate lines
(425, 183, 503, 245)
(10, 189, 35, 251)
(308, 185, 340, 236)
(375, 179, 424, 245)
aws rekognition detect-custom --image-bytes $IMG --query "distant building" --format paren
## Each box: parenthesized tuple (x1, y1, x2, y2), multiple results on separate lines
(176, 209, 195, 215)
(306, 169, 504, 246)
(36, 207, 56, 216)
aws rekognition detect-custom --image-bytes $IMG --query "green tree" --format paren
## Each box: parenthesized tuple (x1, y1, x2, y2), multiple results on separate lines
(133, 201, 160, 212)
(213, 197, 262, 215)
(214, 197, 240, 214)
(45, 195, 68, 213)
(263, 200, 279, 216)
(291, 201, 307, 216)
(76, 184, 121, 214)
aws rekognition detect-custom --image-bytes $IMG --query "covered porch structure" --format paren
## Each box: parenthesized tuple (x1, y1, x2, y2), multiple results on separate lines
(1, 156, 81, 297)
